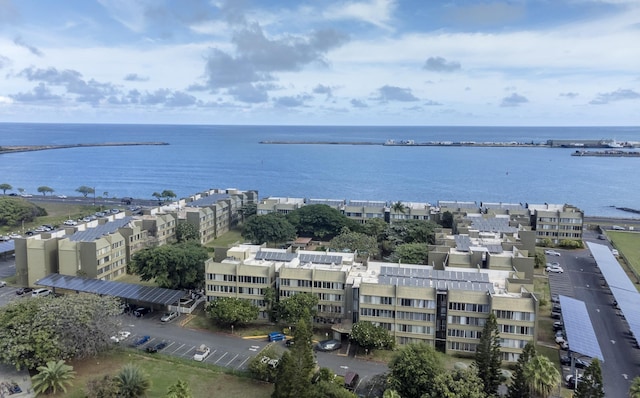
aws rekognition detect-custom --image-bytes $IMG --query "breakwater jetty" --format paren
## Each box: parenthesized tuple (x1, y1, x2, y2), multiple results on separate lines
(0, 142, 169, 155)
(572, 150, 640, 157)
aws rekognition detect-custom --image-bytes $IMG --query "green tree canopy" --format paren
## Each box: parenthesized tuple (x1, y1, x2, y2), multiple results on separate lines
(31, 360, 76, 395)
(507, 341, 536, 398)
(388, 342, 444, 398)
(76, 186, 95, 197)
(524, 355, 560, 398)
(473, 312, 502, 397)
(440, 211, 454, 229)
(166, 379, 193, 398)
(175, 222, 200, 243)
(272, 317, 316, 398)
(248, 346, 280, 383)
(287, 204, 361, 240)
(0, 183, 13, 195)
(206, 297, 259, 327)
(242, 213, 297, 246)
(362, 218, 387, 242)
(575, 358, 604, 398)
(308, 381, 357, 398)
(0, 294, 121, 370)
(130, 241, 208, 289)
(161, 189, 177, 201)
(116, 364, 151, 398)
(421, 368, 485, 398)
(277, 293, 319, 324)
(328, 228, 379, 258)
(388, 242, 429, 264)
(630, 376, 640, 398)
(37, 186, 54, 196)
(350, 321, 394, 351)
(0, 197, 47, 227)
(385, 219, 438, 245)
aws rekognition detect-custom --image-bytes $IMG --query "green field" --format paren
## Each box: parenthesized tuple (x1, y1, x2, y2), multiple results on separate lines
(609, 231, 640, 282)
(0, 200, 105, 235)
(51, 349, 273, 398)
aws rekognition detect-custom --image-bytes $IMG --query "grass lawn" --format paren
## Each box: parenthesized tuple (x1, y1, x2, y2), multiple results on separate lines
(609, 231, 640, 281)
(0, 200, 99, 235)
(205, 227, 244, 250)
(51, 349, 273, 398)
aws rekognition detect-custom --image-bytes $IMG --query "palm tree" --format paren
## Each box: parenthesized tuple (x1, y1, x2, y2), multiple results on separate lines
(31, 360, 76, 395)
(629, 376, 640, 398)
(166, 379, 192, 398)
(116, 363, 151, 398)
(0, 183, 12, 195)
(391, 201, 406, 213)
(524, 355, 560, 398)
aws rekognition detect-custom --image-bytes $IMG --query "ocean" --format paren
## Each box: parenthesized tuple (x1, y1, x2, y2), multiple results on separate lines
(1, 123, 639, 218)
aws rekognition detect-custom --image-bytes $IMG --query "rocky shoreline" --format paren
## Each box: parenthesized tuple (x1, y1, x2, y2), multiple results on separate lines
(0, 142, 169, 155)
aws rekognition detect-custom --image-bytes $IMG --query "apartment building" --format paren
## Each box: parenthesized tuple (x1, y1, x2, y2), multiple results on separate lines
(527, 203, 584, 244)
(257, 197, 305, 215)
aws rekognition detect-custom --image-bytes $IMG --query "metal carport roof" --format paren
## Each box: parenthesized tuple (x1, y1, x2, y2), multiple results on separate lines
(35, 273, 186, 306)
(559, 295, 604, 361)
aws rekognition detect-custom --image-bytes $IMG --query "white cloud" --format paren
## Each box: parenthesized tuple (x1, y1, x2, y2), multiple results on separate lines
(97, 0, 149, 32)
(324, 0, 396, 30)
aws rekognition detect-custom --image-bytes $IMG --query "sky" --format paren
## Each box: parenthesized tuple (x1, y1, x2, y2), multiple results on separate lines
(0, 0, 639, 126)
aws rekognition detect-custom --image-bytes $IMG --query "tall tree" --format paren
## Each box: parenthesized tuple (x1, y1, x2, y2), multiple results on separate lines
(166, 379, 193, 398)
(161, 189, 177, 202)
(390, 201, 406, 216)
(31, 360, 76, 395)
(388, 242, 429, 264)
(440, 210, 454, 229)
(363, 218, 387, 241)
(474, 312, 502, 397)
(175, 222, 200, 242)
(242, 213, 297, 246)
(0, 183, 12, 195)
(76, 186, 95, 198)
(422, 368, 485, 398)
(286, 204, 360, 240)
(388, 342, 444, 398)
(263, 286, 277, 321)
(350, 321, 394, 351)
(130, 241, 208, 289)
(248, 346, 280, 382)
(507, 341, 536, 398)
(277, 292, 319, 324)
(272, 316, 315, 398)
(206, 297, 259, 327)
(328, 228, 379, 258)
(575, 358, 604, 398)
(37, 186, 54, 196)
(630, 376, 640, 398)
(116, 364, 151, 398)
(524, 355, 560, 398)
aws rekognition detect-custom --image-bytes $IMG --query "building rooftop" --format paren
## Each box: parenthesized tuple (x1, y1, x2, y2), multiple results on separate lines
(69, 217, 133, 242)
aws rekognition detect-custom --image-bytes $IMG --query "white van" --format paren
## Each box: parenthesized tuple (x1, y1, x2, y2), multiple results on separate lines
(32, 288, 51, 297)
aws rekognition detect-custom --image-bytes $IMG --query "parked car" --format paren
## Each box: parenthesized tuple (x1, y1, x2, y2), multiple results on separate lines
(560, 355, 572, 366)
(110, 331, 131, 343)
(133, 307, 151, 317)
(551, 310, 562, 319)
(285, 339, 296, 347)
(0, 281, 6, 287)
(57, 195, 67, 199)
(130, 335, 150, 347)
(544, 250, 561, 257)
(566, 374, 583, 389)
(146, 341, 168, 353)
(32, 288, 52, 297)
(551, 294, 560, 303)
(611, 249, 619, 257)
(555, 334, 566, 344)
(268, 332, 286, 342)
(63, 220, 77, 226)
(597, 234, 606, 240)
(161, 311, 179, 322)
(16, 287, 33, 295)
(315, 339, 342, 352)
(193, 344, 210, 361)
(612, 225, 625, 230)
(575, 358, 590, 369)
(546, 264, 564, 273)
(344, 371, 360, 391)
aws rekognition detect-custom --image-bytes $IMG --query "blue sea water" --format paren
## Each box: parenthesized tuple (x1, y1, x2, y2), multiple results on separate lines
(1, 123, 639, 218)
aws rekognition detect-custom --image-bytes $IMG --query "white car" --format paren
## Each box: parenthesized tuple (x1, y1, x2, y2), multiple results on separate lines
(161, 311, 179, 322)
(546, 264, 564, 273)
(193, 344, 210, 361)
(63, 220, 78, 226)
(611, 249, 619, 257)
(544, 250, 561, 257)
(57, 194, 67, 199)
(0, 281, 6, 287)
(110, 331, 131, 343)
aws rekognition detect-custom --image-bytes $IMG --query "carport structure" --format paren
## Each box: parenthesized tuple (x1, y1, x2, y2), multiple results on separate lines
(0, 240, 15, 260)
(35, 273, 186, 307)
(587, 241, 640, 348)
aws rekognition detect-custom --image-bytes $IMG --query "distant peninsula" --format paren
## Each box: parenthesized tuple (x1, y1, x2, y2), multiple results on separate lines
(0, 142, 169, 155)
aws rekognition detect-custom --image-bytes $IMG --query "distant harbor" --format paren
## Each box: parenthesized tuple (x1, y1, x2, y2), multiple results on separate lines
(572, 150, 640, 157)
(0, 142, 169, 155)
(260, 138, 640, 149)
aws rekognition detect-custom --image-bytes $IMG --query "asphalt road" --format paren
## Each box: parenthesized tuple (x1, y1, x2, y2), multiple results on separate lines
(547, 231, 640, 397)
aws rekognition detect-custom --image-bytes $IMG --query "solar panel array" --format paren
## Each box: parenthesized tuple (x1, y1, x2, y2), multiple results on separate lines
(299, 253, 343, 265)
(380, 266, 490, 283)
(347, 200, 386, 208)
(187, 193, 230, 207)
(454, 235, 503, 254)
(308, 199, 345, 206)
(378, 276, 494, 292)
(559, 295, 604, 361)
(438, 200, 477, 208)
(587, 241, 640, 348)
(485, 245, 504, 254)
(254, 250, 297, 262)
(69, 217, 133, 242)
(469, 217, 517, 234)
(0, 240, 15, 254)
(482, 203, 524, 211)
(36, 273, 186, 305)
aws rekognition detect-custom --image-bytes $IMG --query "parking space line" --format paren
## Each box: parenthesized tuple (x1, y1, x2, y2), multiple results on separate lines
(225, 354, 238, 366)
(170, 343, 185, 354)
(214, 352, 228, 364)
(183, 345, 197, 357)
(237, 356, 250, 369)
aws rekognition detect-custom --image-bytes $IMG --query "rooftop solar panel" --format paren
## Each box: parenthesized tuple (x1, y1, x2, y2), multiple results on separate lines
(35, 273, 186, 305)
(255, 250, 296, 262)
(187, 193, 230, 207)
(559, 295, 604, 361)
(0, 240, 15, 254)
(69, 217, 133, 242)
